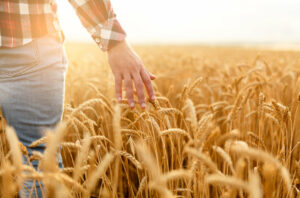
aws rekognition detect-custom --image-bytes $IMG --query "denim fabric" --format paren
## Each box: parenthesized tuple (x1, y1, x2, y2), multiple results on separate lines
(0, 34, 68, 197)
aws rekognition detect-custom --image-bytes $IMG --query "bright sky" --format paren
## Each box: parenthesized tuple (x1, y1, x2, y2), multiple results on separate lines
(57, 0, 300, 44)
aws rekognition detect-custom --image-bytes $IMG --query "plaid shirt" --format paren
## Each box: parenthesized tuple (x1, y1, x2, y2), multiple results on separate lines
(0, 0, 126, 51)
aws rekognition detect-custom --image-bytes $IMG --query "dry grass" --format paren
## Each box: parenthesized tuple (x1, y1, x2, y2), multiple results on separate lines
(1, 44, 300, 197)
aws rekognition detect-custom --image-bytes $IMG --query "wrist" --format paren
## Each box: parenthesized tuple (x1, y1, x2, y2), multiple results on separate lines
(107, 39, 128, 53)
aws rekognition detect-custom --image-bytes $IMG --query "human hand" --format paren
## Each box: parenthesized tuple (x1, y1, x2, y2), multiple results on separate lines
(107, 40, 156, 109)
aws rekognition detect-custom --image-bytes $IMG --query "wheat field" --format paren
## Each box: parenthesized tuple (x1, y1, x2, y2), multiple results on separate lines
(1, 43, 300, 197)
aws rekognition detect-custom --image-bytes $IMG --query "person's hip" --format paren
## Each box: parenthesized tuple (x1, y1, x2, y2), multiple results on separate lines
(0, 34, 68, 79)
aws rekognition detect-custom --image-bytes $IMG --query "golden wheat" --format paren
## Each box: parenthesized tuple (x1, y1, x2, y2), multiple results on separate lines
(0, 44, 299, 197)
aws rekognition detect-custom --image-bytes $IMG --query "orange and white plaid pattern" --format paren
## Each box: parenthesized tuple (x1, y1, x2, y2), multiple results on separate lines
(0, 0, 126, 51)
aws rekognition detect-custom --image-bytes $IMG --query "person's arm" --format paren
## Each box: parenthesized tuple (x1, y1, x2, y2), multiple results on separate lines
(68, 0, 156, 108)
(67, 0, 125, 51)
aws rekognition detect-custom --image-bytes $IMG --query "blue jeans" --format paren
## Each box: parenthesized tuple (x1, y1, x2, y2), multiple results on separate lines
(0, 35, 67, 197)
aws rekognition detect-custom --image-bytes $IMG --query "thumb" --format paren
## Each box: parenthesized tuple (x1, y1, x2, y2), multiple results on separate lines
(148, 71, 156, 80)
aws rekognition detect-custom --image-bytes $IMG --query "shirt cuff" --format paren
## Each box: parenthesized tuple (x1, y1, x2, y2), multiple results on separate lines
(92, 19, 126, 52)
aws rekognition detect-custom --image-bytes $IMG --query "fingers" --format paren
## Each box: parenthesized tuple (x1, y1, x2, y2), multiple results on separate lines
(132, 74, 146, 108)
(141, 69, 156, 101)
(114, 74, 122, 101)
(116, 68, 155, 109)
(123, 74, 135, 108)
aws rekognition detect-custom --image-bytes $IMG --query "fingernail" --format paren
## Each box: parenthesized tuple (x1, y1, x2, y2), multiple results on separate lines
(141, 103, 146, 108)
(130, 102, 135, 108)
(151, 95, 156, 100)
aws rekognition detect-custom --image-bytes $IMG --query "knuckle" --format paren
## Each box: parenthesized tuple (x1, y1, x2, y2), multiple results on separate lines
(136, 83, 144, 90)
(115, 79, 121, 85)
(138, 91, 145, 98)
(146, 80, 152, 87)
(125, 80, 132, 87)
(130, 66, 139, 74)
(116, 75, 122, 81)
(125, 84, 130, 89)
(133, 68, 139, 74)
(144, 76, 151, 83)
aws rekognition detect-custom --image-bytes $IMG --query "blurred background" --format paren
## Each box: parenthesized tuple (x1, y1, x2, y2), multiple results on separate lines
(57, 0, 300, 47)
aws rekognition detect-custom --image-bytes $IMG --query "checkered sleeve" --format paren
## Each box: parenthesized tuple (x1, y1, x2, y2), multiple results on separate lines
(68, 0, 126, 51)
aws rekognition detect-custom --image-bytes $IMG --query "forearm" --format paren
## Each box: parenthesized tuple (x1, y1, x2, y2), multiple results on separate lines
(68, 0, 156, 108)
